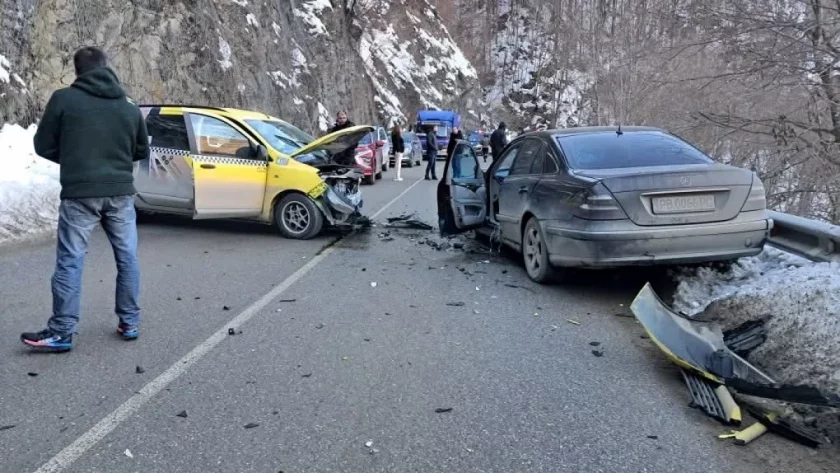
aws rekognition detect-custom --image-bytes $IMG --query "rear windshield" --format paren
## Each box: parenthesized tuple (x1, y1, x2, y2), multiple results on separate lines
(554, 131, 713, 170)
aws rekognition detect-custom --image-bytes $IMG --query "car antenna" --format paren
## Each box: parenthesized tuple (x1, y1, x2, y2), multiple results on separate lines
(616, 123, 623, 136)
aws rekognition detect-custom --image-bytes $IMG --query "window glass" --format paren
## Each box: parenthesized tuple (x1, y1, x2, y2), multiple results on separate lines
(555, 131, 714, 169)
(451, 145, 479, 179)
(544, 152, 559, 173)
(190, 115, 254, 159)
(529, 150, 545, 175)
(509, 140, 541, 175)
(359, 133, 373, 145)
(146, 114, 189, 150)
(493, 144, 520, 179)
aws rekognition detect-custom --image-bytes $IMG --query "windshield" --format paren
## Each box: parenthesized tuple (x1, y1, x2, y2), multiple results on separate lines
(403, 132, 415, 142)
(555, 131, 714, 170)
(359, 133, 372, 145)
(437, 126, 450, 138)
(245, 119, 319, 155)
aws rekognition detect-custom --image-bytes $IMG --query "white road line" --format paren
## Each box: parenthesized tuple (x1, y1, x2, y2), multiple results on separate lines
(33, 177, 427, 473)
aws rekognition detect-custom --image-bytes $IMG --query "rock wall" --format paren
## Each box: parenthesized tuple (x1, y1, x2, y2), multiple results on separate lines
(0, 0, 480, 134)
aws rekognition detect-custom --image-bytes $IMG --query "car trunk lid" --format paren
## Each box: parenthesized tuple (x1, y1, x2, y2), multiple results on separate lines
(575, 164, 753, 226)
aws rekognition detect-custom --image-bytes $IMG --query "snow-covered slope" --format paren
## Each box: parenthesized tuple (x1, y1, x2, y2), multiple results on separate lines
(0, 124, 60, 245)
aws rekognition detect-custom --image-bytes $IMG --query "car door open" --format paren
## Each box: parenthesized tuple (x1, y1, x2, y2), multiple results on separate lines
(437, 142, 487, 236)
(187, 113, 268, 219)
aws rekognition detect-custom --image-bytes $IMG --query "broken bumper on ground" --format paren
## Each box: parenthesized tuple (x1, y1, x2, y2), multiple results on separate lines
(543, 213, 773, 267)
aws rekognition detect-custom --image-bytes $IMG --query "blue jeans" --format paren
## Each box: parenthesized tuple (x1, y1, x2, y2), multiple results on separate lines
(48, 196, 140, 336)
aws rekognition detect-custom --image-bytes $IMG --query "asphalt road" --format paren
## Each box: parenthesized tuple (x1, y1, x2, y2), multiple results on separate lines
(0, 162, 835, 473)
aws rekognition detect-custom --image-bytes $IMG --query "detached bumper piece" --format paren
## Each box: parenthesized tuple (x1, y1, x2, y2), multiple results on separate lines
(632, 283, 833, 448)
(681, 369, 741, 425)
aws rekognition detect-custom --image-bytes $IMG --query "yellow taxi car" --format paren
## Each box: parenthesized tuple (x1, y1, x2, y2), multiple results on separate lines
(134, 105, 373, 239)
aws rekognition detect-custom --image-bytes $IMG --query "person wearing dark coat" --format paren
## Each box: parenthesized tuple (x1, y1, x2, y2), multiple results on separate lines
(446, 127, 464, 159)
(424, 125, 439, 180)
(327, 111, 356, 166)
(391, 125, 405, 181)
(489, 122, 509, 163)
(21, 47, 149, 352)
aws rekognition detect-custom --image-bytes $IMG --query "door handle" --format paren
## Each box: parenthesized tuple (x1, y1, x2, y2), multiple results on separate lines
(200, 164, 216, 169)
(518, 186, 529, 194)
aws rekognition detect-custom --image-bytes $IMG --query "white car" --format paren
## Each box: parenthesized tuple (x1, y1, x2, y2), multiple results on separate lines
(375, 126, 391, 172)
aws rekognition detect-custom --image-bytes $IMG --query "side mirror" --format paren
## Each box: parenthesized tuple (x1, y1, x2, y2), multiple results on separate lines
(375, 140, 386, 148)
(252, 144, 268, 161)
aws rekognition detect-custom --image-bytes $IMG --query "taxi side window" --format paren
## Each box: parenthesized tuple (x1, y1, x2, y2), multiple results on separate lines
(146, 114, 189, 150)
(189, 115, 254, 159)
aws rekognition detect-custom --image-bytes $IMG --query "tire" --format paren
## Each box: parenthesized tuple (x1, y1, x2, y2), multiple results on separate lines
(405, 159, 413, 168)
(274, 193, 324, 240)
(364, 174, 375, 185)
(522, 218, 559, 283)
(376, 169, 383, 179)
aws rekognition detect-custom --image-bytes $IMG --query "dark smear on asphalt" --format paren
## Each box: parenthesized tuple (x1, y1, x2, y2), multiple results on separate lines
(135, 366, 145, 374)
(0, 425, 15, 431)
(504, 283, 536, 294)
(279, 299, 296, 303)
(315, 323, 325, 329)
(244, 422, 260, 429)
(176, 297, 182, 301)
(223, 306, 231, 311)
(647, 435, 658, 440)
(614, 312, 634, 318)
(435, 408, 454, 413)
(589, 342, 601, 347)
(592, 350, 604, 357)
(446, 302, 465, 307)
(27, 372, 38, 377)
(301, 373, 312, 378)
(228, 328, 236, 336)
(176, 410, 188, 418)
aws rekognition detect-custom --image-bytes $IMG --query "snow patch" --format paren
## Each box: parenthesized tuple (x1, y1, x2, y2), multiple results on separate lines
(231, 0, 248, 6)
(0, 124, 61, 246)
(294, 0, 333, 37)
(272, 22, 282, 37)
(218, 36, 233, 70)
(0, 54, 10, 83)
(246, 13, 260, 28)
(317, 102, 330, 132)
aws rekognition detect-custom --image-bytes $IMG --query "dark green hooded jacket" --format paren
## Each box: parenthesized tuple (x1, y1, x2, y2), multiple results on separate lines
(33, 67, 149, 199)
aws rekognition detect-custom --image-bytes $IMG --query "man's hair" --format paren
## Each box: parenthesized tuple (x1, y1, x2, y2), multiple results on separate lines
(337, 111, 348, 118)
(73, 47, 108, 76)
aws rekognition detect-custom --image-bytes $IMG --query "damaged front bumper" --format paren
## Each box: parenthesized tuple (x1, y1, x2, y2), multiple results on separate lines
(310, 167, 365, 226)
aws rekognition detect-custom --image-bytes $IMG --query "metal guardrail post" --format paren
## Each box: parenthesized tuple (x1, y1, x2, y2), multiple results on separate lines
(766, 210, 840, 263)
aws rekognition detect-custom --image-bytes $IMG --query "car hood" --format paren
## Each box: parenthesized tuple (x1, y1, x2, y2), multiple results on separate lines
(290, 125, 375, 159)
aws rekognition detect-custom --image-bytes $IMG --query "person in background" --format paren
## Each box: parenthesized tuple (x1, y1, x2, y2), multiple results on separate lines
(424, 125, 439, 180)
(21, 46, 149, 352)
(446, 126, 464, 159)
(481, 133, 491, 163)
(490, 121, 509, 164)
(327, 110, 356, 166)
(391, 124, 405, 182)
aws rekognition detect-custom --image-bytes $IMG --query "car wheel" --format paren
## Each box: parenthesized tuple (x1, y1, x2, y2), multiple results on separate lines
(522, 218, 557, 283)
(406, 159, 413, 168)
(364, 174, 375, 185)
(274, 193, 324, 240)
(376, 169, 383, 179)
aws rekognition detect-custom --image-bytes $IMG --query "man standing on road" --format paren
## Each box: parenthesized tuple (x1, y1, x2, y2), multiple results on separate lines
(490, 122, 509, 164)
(21, 47, 149, 352)
(424, 125, 439, 180)
(327, 110, 356, 166)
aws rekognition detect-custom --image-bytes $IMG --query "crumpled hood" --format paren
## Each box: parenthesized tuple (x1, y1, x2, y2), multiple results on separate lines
(71, 67, 126, 99)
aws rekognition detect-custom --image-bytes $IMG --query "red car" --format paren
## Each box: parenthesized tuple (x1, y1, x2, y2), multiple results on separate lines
(355, 131, 385, 184)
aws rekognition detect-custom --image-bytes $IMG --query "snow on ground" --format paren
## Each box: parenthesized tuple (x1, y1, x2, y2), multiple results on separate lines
(218, 35, 233, 70)
(671, 247, 840, 440)
(0, 124, 60, 246)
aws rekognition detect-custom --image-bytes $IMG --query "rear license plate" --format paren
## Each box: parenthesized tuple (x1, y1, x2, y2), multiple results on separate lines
(652, 194, 715, 214)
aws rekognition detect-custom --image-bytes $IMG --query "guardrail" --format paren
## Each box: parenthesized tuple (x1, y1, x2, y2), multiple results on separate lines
(767, 210, 840, 263)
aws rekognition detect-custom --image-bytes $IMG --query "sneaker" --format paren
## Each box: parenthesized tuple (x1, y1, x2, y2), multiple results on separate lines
(21, 329, 73, 352)
(117, 324, 139, 341)
(425, 176, 431, 180)
(432, 176, 438, 180)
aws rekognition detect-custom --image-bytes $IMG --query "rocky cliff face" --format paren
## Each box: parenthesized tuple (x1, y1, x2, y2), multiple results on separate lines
(0, 0, 480, 133)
